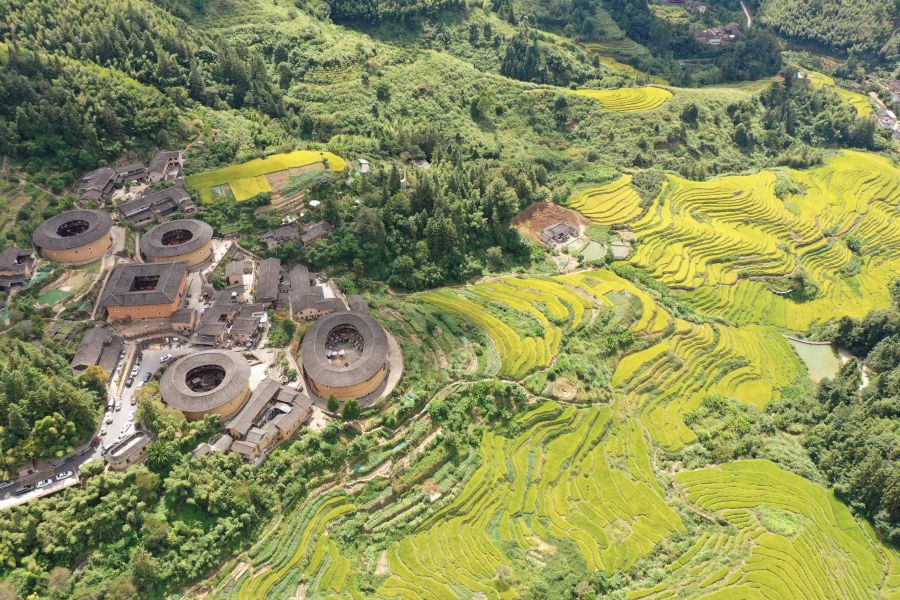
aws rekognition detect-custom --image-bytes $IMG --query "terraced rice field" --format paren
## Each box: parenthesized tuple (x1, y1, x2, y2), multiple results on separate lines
(379, 401, 683, 598)
(625, 460, 897, 600)
(227, 494, 356, 599)
(568, 151, 900, 330)
(185, 150, 346, 204)
(573, 86, 674, 112)
(565, 175, 645, 225)
(419, 276, 591, 379)
(214, 155, 900, 598)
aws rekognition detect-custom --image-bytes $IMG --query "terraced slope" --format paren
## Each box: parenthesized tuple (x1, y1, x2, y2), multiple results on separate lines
(419, 276, 591, 379)
(565, 175, 646, 225)
(379, 401, 683, 598)
(633, 460, 894, 600)
(573, 87, 674, 112)
(612, 319, 804, 449)
(566, 151, 900, 330)
(229, 494, 356, 599)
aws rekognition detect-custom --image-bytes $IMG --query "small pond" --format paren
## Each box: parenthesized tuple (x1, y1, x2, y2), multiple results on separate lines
(786, 338, 843, 383)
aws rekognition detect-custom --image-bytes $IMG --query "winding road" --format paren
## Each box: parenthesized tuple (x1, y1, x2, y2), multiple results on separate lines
(741, 1, 753, 27)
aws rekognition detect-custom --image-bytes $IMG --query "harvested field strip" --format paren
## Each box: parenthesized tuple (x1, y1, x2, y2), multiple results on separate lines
(566, 175, 645, 226)
(379, 401, 682, 596)
(648, 460, 891, 600)
(186, 150, 346, 204)
(573, 87, 673, 112)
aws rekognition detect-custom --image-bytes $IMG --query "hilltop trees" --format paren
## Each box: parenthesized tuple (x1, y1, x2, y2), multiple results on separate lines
(308, 143, 541, 291)
(0, 339, 103, 477)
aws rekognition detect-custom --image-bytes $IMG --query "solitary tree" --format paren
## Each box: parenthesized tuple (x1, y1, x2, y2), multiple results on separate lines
(327, 394, 339, 413)
(342, 399, 361, 420)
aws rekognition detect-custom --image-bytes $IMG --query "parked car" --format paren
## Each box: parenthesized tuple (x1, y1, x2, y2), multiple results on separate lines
(131, 395, 137, 406)
(36, 479, 52, 488)
(14, 485, 34, 495)
(114, 401, 122, 412)
(127, 411, 135, 422)
(100, 426, 108, 436)
(107, 399, 114, 411)
(104, 412, 113, 424)
(130, 366, 140, 377)
(143, 372, 153, 383)
(125, 377, 134, 388)
(160, 353, 173, 364)
(56, 471, 73, 480)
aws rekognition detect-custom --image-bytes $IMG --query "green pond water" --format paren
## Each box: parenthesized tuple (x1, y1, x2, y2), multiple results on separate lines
(787, 338, 843, 382)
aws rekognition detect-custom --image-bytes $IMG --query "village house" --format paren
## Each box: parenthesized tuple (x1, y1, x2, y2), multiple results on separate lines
(0, 248, 36, 290)
(77, 167, 117, 202)
(148, 150, 184, 183)
(118, 182, 195, 226)
(301, 221, 333, 247)
(288, 264, 344, 321)
(259, 225, 300, 250)
(70, 326, 124, 378)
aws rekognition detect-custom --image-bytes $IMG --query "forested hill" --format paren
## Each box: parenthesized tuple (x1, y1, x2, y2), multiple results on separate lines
(753, 0, 899, 59)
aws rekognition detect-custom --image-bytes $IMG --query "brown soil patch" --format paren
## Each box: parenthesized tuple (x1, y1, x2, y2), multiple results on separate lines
(552, 379, 578, 401)
(512, 202, 588, 244)
(375, 550, 390, 576)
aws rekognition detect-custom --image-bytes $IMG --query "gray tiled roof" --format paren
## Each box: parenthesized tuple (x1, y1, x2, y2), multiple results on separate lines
(160, 349, 251, 413)
(255, 258, 281, 303)
(99, 262, 187, 307)
(140, 219, 213, 258)
(0, 248, 34, 274)
(32, 210, 113, 251)
(149, 150, 181, 175)
(71, 326, 123, 376)
(301, 221, 333, 245)
(300, 310, 389, 389)
(119, 184, 191, 220)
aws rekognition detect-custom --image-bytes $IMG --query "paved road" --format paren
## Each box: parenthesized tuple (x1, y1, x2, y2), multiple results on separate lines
(105, 342, 192, 451)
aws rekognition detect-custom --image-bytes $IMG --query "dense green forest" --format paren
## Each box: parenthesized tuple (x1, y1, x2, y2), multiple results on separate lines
(0, 339, 103, 478)
(757, 0, 899, 59)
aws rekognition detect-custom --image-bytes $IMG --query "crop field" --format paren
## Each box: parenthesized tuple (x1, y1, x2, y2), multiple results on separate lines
(613, 319, 804, 449)
(225, 494, 356, 599)
(419, 276, 591, 380)
(631, 460, 897, 600)
(379, 401, 683, 598)
(568, 151, 900, 330)
(573, 87, 674, 112)
(565, 175, 645, 225)
(185, 150, 346, 204)
(804, 70, 873, 116)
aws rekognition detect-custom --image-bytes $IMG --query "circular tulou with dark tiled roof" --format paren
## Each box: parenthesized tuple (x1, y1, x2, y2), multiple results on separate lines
(32, 209, 113, 263)
(301, 310, 389, 401)
(160, 349, 252, 420)
(140, 219, 213, 267)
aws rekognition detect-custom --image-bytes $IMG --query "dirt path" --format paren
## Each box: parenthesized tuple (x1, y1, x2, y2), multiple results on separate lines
(741, 1, 752, 27)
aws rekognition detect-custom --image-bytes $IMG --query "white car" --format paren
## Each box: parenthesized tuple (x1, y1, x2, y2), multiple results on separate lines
(114, 401, 122, 412)
(56, 471, 73, 480)
(100, 426, 108, 436)
(104, 412, 113, 424)
(160, 353, 173, 363)
(36, 478, 52, 488)
(127, 412, 135, 422)
(130, 366, 140, 377)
